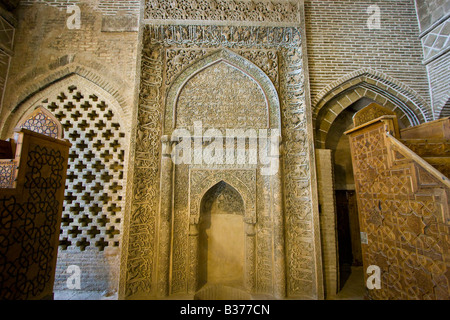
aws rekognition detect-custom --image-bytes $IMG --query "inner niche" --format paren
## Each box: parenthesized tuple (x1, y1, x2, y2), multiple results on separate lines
(198, 181, 245, 291)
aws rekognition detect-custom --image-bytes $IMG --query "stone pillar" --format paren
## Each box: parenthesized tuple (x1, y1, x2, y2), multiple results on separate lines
(244, 222, 256, 293)
(188, 222, 199, 295)
(315, 149, 338, 298)
(273, 139, 286, 299)
(157, 135, 174, 297)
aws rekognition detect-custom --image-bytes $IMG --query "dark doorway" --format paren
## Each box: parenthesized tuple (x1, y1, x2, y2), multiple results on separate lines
(326, 98, 372, 293)
(336, 190, 362, 290)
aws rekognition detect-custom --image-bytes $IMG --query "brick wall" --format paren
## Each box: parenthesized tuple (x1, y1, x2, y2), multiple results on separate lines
(304, 0, 431, 112)
(413, 0, 449, 119)
(20, 0, 140, 15)
(1, 0, 139, 131)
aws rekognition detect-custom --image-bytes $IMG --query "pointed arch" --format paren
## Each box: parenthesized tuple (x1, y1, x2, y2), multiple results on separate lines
(200, 180, 245, 216)
(312, 69, 433, 148)
(189, 170, 257, 226)
(3, 67, 131, 293)
(198, 178, 249, 218)
(165, 49, 281, 133)
(2, 73, 130, 139)
(313, 68, 432, 122)
(7, 61, 129, 118)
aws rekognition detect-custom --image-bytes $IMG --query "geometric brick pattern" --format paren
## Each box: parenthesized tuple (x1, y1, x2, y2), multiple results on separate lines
(348, 118, 450, 300)
(421, 19, 450, 63)
(21, 84, 125, 251)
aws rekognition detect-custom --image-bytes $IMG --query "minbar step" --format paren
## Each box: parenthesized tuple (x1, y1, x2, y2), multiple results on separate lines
(401, 139, 450, 158)
(422, 156, 450, 178)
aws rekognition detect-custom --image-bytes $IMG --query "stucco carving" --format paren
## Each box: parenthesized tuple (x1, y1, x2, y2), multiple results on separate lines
(177, 61, 268, 129)
(121, 46, 164, 297)
(148, 25, 301, 49)
(166, 48, 281, 133)
(121, 20, 320, 300)
(144, 0, 300, 25)
(190, 169, 257, 224)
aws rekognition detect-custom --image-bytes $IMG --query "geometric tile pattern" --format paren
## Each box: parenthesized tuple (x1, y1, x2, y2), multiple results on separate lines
(20, 84, 125, 251)
(349, 119, 450, 300)
(0, 161, 16, 188)
(19, 107, 61, 139)
(421, 19, 450, 63)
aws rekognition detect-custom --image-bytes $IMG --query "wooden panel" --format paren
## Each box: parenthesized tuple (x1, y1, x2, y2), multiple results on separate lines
(0, 130, 71, 300)
(401, 117, 450, 140)
(347, 119, 450, 300)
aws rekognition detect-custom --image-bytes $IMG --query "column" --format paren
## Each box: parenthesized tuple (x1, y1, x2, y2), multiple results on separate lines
(157, 135, 174, 297)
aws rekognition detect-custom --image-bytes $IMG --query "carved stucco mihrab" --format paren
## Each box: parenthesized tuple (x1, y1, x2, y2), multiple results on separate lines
(121, 19, 321, 299)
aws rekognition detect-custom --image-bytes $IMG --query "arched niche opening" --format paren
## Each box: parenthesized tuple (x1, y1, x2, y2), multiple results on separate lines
(325, 98, 375, 293)
(197, 181, 246, 292)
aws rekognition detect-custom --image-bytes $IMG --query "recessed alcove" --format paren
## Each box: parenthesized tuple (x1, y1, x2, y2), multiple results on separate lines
(197, 181, 246, 294)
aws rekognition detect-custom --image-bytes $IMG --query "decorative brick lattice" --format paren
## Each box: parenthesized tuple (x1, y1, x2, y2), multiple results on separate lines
(24, 84, 125, 252)
(421, 19, 450, 62)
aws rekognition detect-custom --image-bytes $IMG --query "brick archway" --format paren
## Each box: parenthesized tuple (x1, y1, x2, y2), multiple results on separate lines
(313, 70, 431, 148)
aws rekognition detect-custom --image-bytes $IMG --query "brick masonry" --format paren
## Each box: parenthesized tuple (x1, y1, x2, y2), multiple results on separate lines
(427, 50, 450, 118)
(414, 0, 449, 32)
(316, 149, 338, 298)
(304, 0, 431, 113)
(0, 0, 139, 131)
(414, 0, 449, 119)
(19, 0, 141, 15)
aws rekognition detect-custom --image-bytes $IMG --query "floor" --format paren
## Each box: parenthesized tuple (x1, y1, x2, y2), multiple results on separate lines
(54, 267, 365, 300)
(328, 266, 365, 300)
(54, 290, 118, 300)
